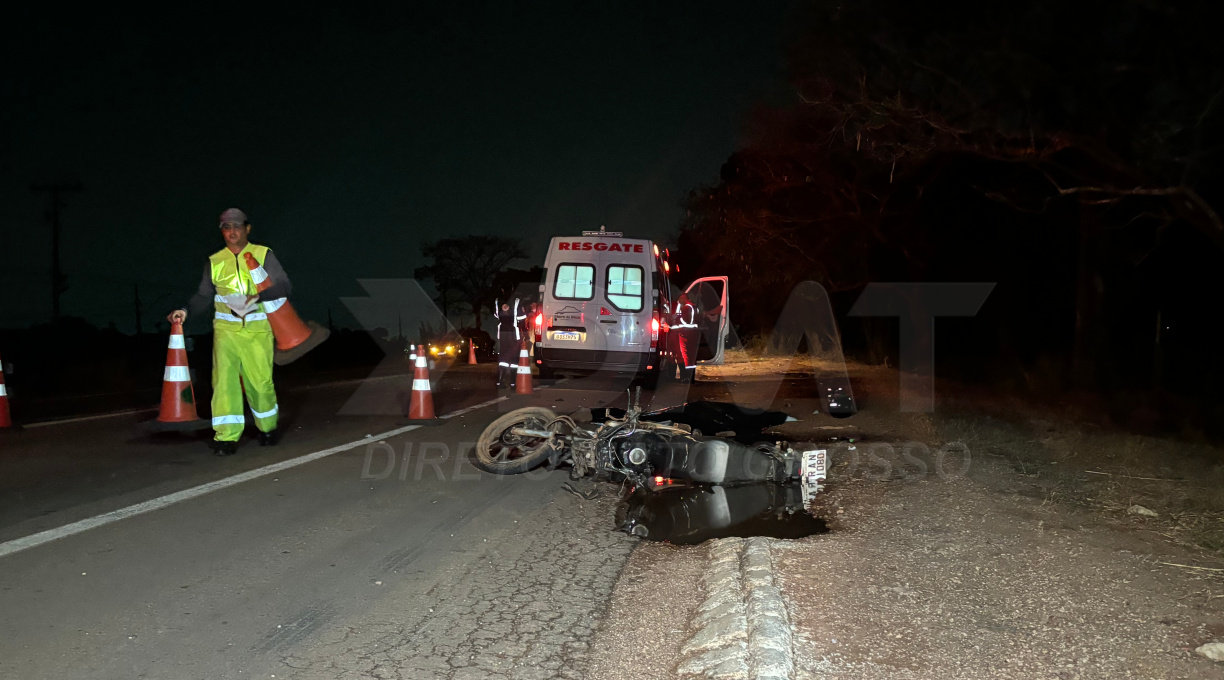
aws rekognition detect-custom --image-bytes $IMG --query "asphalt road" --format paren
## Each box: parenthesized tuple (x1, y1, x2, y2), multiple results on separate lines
(0, 363, 708, 680)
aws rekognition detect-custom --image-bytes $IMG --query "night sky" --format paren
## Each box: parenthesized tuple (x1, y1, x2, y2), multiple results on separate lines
(1, 4, 794, 332)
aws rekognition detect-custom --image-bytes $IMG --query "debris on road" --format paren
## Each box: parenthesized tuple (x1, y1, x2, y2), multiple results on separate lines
(1127, 504, 1159, 518)
(1196, 642, 1224, 662)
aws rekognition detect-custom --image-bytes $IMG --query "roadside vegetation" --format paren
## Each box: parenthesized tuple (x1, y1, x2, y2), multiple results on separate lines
(706, 342, 1224, 560)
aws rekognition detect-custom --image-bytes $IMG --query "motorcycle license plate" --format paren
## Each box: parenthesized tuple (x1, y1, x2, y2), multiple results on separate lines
(800, 449, 827, 503)
(552, 331, 581, 341)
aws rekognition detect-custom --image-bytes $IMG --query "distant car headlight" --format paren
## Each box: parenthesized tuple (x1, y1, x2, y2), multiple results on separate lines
(429, 346, 439, 354)
(445, 345, 454, 354)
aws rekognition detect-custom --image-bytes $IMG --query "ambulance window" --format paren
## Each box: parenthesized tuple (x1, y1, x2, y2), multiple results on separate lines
(606, 265, 644, 312)
(554, 264, 594, 300)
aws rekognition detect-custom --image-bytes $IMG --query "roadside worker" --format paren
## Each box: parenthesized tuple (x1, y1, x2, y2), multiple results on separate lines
(526, 298, 541, 357)
(671, 292, 699, 382)
(167, 208, 291, 455)
(494, 298, 527, 388)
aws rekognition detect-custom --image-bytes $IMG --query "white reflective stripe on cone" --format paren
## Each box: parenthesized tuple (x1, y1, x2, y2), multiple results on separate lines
(168, 335, 185, 349)
(415, 356, 427, 367)
(0, 384, 6, 397)
(215, 312, 268, 322)
(413, 379, 431, 391)
(517, 366, 531, 374)
(250, 266, 268, 285)
(519, 350, 529, 357)
(212, 415, 245, 425)
(164, 366, 191, 382)
(262, 297, 286, 313)
(251, 404, 278, 419)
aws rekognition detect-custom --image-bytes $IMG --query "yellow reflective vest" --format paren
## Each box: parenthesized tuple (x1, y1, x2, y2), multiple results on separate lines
(210, 243, 273, 332)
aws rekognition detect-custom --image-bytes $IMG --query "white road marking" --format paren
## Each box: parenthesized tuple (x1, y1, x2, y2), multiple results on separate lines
(24, 372, 567, 428)
(24, 407, 158, 428)
(441, 396, 508, 419)
(23, 373, 407, 428)
(0, 393, 511, 560)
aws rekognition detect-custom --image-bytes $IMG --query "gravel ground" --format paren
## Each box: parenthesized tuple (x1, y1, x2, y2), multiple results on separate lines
(588, 358, 1224, 678)
(587, 542, 707, 680)
(778, 472, 1224, 678)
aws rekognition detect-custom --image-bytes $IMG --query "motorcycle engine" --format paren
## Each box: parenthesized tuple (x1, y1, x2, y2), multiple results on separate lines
(570, 429, 598, 477)
(608, 430, 676, 477)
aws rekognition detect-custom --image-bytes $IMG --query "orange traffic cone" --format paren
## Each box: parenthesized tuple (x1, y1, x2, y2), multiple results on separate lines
(243, 252, 330, 365)
(147, 321, 210, 432)
(515, 341, 533, 394)
(0, 350, 13, 429)
(468, 341, 477, 365)
(408, 354, 436, 420)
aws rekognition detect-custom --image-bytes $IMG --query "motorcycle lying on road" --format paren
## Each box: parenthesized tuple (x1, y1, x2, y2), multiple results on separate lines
(472, 389, 829, 501)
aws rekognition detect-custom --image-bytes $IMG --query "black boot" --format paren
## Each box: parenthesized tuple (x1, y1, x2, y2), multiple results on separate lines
(212, 440, 239, 456)
(258, 429, 279, 446)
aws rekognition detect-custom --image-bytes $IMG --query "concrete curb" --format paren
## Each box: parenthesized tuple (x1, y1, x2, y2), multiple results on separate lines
(677, 537, 796, 679)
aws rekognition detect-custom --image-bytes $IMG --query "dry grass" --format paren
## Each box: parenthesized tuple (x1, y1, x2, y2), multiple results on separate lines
(709, 344, 1224, 556)
(937, 402, 1224, 557)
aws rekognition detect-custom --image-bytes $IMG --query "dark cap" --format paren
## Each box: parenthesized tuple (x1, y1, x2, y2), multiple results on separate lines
(219, 208, 248, 226)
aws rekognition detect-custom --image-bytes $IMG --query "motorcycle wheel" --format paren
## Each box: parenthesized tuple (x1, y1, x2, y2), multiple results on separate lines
(473, 407, 559, 475)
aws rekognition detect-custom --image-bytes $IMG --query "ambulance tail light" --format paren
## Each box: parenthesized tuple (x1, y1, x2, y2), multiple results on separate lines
(534, 313, 544, 342)
(650, 314, 660, 349)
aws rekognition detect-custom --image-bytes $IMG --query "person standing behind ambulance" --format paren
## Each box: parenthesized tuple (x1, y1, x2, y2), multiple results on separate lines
(494, 298, 527, 388)
(671, 292, 699, 383)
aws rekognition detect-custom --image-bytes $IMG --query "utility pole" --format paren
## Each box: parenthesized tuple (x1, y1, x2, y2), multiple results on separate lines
(31, 182, 84, 319)
(134, 283, 143, 335)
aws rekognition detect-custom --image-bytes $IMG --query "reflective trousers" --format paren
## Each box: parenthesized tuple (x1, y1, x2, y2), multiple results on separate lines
(497, 333, 520, 385)
(677, 329, 698, 370)
(212, 326, 278, 441)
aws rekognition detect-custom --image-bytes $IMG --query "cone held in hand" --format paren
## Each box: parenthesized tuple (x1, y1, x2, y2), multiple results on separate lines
(409, 354, 435, 420)
(243, 252, 329, 365)
(468, 340, 477, 365)
(147, 321, 210, 432)
(515, 341, 533, 394)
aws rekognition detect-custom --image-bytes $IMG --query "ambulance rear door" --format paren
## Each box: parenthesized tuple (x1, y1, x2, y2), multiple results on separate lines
(683, 276, 729, 365)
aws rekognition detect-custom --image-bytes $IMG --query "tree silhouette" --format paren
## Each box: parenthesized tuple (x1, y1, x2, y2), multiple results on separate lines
(416, 236, 527, 327)
(680, 0, 1224, 386)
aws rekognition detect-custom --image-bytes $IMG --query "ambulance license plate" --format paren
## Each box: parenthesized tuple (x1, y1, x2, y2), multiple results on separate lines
(552, 331, 580, 341)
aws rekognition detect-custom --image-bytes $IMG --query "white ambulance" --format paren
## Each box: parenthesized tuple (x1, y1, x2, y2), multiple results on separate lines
(531, 227, 729, 382)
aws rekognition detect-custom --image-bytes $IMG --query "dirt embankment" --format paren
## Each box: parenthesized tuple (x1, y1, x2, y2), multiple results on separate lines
(593, 352, 1224, 678)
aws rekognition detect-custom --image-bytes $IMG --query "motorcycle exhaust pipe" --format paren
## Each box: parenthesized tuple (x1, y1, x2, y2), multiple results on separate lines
(509, 427, 554, 438)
